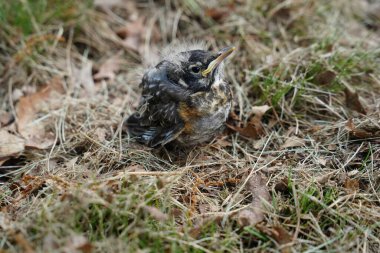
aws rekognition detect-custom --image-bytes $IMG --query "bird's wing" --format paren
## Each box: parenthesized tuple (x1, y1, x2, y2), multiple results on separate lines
(126, 112, 184, 147)
(126, 66, 189, 147)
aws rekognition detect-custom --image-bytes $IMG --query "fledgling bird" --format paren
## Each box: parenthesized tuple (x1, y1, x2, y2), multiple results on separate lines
(126, 43, 235, 147)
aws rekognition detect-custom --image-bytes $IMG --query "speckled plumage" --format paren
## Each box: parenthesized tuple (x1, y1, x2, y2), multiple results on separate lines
(126, 45, 234, 147)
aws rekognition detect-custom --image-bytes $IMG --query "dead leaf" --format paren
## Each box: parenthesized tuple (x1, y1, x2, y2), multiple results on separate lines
(327, 143, 337, 151)
(94, 52, 122, 81)
(188, 226, 202, 239)
(116, 15, 161, 55)
(227, 123, 261, 139)
(0, 130, 25, 159)
(270, 225, 293, 246)
(344, 87, 367, 115)
(314, 70, 336, 86)
(317, 158, 327, 166)
(344, 178, 359, 193)
(274, 178, 289, 193)
(268, 5, 291, 21)
(251, 105, 271, 116)
(256, 224, 292, 253)
(117, 17, 145, 52)
(280, 136, 305, 149)
(198, 202, 219, 214)
(205, 8, 229, 21)
(188, 216, 223, 238)
(13, 175, 47, 202)
(63, 235, 92, 253)
(308, 125, 323, 133)
(227, 105, 271, 139)
(214, 138, 232, 147)
(143, 205, 168, 222)
(169, 208, 182, 218)
(16, 78, 64, 149)
(237, 173, 271, 226)
(345, 118, 379, 139)
(316, 173, 333, 184)
(13, 232, 35, 253)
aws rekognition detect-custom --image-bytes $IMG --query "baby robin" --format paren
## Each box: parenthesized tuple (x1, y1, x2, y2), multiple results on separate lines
(126, 43, 235, 147)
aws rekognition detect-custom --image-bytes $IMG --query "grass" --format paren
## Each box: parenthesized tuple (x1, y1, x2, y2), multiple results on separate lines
(0, 0, 380, 252)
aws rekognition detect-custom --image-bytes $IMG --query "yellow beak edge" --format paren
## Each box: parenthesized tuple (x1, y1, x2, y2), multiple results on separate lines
(202, 46, 235, 77)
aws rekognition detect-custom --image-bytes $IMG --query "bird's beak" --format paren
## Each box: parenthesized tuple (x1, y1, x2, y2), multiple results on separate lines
(202, 46, 235, 77)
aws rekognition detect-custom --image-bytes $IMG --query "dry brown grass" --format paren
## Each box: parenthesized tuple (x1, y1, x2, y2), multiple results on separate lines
(0, 0, 380, 252)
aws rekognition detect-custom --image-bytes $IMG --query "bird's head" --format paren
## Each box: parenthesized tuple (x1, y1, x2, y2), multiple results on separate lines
(163, 46, 235, 92)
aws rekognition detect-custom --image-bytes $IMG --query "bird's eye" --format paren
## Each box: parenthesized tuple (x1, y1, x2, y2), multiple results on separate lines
(190, 66, 201, 73)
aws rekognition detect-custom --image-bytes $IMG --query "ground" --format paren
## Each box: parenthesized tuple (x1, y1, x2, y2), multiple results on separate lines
(0, 0, 380, 252)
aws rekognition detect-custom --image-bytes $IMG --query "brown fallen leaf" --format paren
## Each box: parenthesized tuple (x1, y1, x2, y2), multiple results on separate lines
(271, 225, 293, 248)
(214, 138, 232, 147)
(188, 226, 202, 239)
(16, 77, 64, 149)
(227, 105, 271, 139)
(93, 52, 122, 81)
(237, 173, 271, 226)
(13, 175, 47, 203)
(169, 208, 183, 218)
(344, 87, 367, 115)
(63, 235, 92, 253)
(345, 118, 379, 139)
(267, 5, 291, 21)
(314, 70, 336, 86)
(0, 130, 25, 160)
(116, 16, 161, 55)
(256, 224, 293, 253)
(344, 178, 359, 193)
(274, 178, 289, 193)
(205, 7, 230, 22)
(188, 216, 223, 239)
(13, 232, 35, 253)
(327, 143, 337, 151)
(280, 136, 305, 149)
(143, 205, 168, 222)
(227, 123, 261, 139)
(117, 17, 145, 52)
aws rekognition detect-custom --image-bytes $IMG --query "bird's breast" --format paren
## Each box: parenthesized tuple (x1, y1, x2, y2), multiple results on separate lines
(177, 80, 232, 145)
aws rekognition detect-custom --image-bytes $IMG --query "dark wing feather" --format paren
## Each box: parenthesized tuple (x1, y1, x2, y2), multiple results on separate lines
(126, 63, 189, 147)
(126, 113, 184, 147)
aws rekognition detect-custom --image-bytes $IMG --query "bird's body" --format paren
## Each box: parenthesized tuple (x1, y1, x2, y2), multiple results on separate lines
(126, 44, 234, 147)
(175, 79, 232, 146)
